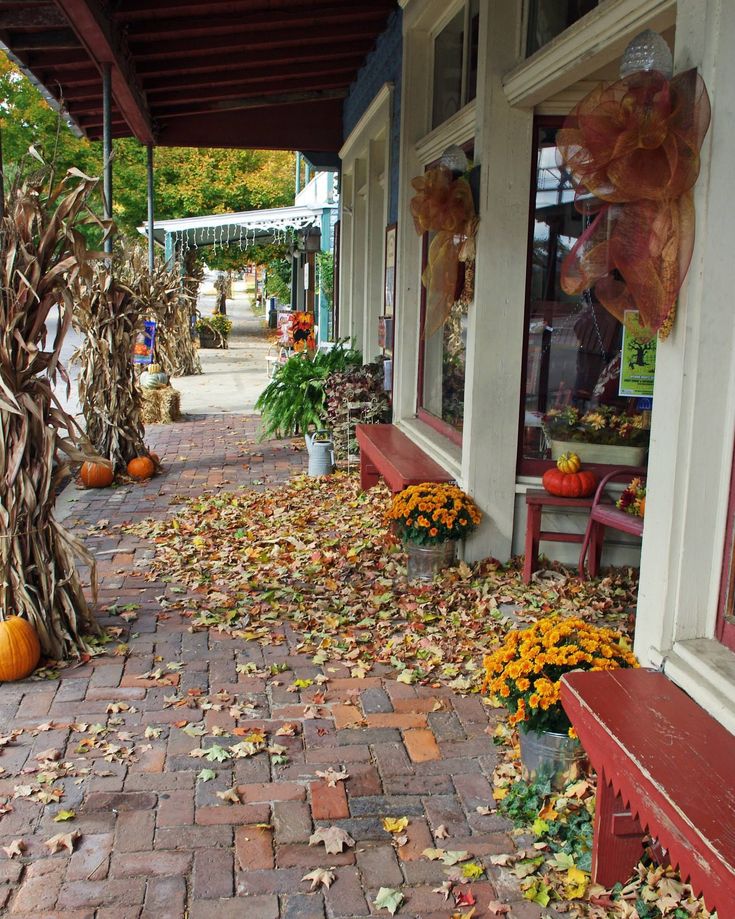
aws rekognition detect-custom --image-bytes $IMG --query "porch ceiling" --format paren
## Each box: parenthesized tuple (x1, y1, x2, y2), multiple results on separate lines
(0, 0, 397, 156)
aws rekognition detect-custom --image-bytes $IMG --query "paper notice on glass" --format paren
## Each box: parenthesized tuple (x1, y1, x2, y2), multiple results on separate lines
(619, 310, 656, 397)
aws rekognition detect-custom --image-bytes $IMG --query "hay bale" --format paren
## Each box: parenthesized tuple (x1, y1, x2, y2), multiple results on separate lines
(141, 385, 181, 424)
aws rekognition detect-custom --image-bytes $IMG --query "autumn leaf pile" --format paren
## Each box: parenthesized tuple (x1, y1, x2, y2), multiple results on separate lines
(128, 472, 638, 689)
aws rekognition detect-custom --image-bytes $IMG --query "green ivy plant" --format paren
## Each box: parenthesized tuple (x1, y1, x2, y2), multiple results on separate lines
(255, 341, 361, 438)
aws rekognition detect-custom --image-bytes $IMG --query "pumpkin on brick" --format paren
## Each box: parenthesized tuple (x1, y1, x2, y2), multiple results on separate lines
(0, 616, 41, 682)
(542, 452, 597, 498)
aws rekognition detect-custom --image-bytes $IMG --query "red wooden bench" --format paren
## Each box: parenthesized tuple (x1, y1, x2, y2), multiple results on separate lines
(523, 489, 595, 583)
(578, 468, 645, 578)
(561, 669, 735, 916)
(355, 423, 454, 493)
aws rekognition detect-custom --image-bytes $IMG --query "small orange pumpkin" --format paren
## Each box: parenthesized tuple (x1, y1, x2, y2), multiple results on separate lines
(0, 617, 41, 682)
(542, 467, 597, 498)
(127, 456, 155, 480)
(80, 460, 114, 489)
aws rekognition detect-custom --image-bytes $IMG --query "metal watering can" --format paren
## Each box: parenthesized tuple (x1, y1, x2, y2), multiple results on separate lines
(305, 430, 335, 477)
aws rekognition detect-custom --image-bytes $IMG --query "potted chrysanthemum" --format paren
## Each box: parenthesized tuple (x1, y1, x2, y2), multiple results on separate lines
(483, 617, 637, 787)
(387, 482, 481, 580)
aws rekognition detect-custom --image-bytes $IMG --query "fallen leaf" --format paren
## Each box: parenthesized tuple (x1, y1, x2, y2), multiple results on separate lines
(302, 867, 336, 890)
(2, 839, 25, 858)
(486, 902, 510, 916)
(53, 810, 76, 822)
(308, 826, 355, 855)
(215, 788, 241, 804)
(197, 768, 216, 783)
(382, 816, 409, 835)
(435, 823, 449, 839)
(373, 887, 404, 915)
(45, 831, 80, 854)
(316, 767, 349, 787)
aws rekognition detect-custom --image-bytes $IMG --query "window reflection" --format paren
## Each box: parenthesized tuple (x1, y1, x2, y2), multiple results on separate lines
(522, 123, 629, 461)
(526, 0, 598, 56)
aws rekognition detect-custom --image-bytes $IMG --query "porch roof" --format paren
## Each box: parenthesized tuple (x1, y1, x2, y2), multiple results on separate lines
(0, 0, 398, 164)
(141, 202, 334, 249)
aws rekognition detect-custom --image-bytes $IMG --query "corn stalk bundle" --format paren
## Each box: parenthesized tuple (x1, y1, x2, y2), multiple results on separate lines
(0, 166, 106, 658)
(73, 264, 148, 471)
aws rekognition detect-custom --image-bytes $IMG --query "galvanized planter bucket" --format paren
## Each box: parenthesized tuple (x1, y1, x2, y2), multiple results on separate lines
(305, 430, 335, 477)
(519, 728, 587, 789)
(405, 540, 456, 580)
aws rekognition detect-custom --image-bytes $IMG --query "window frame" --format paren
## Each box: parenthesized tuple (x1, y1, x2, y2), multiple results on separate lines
(516, 115, 648, 478)
(430, 0, 480, 130)
(716, 438, 735, 653)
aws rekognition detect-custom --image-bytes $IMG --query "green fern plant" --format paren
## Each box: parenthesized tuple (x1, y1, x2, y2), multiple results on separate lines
(255, 342, 361, 439)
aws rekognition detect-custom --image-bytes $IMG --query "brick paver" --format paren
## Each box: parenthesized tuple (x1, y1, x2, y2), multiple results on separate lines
(0, 415, 535, 919)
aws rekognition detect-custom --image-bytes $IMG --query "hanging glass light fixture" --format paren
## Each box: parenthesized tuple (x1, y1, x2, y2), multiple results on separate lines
(619, 28, 673, 79)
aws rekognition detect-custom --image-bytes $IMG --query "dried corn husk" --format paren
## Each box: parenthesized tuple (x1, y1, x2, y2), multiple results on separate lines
(0, 165, 108, 658)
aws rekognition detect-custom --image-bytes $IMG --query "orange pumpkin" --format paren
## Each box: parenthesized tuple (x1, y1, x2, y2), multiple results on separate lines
(0, 617, 41, 682)
(80, 460, 114, 489)
(127, 456, 155, 480)
(542, 467, 597, 498)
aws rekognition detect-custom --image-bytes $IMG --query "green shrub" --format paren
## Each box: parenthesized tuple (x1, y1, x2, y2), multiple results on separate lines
(255, 342, 361, 439)
(196, 314, 233, 338)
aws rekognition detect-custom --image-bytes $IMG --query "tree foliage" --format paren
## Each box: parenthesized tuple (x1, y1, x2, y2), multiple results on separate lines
(0, 53, 296, 239)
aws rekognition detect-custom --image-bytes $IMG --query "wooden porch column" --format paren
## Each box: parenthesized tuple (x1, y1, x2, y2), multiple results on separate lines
(102, 62, 113, 255)
(146, 143, 155, 272)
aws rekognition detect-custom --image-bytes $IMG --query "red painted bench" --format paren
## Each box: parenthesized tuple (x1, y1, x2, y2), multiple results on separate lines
(355, 423, 454, 493)
(578, 468, 645, 578)
(523, 489, 595, 584)
(561, 669, 735, 916)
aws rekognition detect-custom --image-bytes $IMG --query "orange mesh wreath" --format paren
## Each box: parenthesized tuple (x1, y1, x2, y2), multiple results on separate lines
(410, 165, 476, 336)
(558, 68, 710, 338)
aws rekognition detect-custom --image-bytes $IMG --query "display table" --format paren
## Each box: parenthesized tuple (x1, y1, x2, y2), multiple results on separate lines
(523, 488, 595, 583)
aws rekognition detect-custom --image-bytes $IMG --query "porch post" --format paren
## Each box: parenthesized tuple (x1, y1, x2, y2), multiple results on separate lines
(146, 143, 155, 272)
(102, 62, 113, 255)
(0, 123, 5, 222)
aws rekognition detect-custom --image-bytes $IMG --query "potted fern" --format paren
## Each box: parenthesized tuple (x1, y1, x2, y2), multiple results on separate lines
(255, 343, 361, 439)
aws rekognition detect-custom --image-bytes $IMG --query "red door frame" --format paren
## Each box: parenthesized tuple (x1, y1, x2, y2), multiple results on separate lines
(716, 437, 735, 652)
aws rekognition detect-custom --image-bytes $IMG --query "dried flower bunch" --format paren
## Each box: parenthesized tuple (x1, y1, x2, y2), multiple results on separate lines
(543, 405, 649, 447)
(617, 477, 646, 518)
(483, 617, 638, 734)
(388, 483, 481, 546)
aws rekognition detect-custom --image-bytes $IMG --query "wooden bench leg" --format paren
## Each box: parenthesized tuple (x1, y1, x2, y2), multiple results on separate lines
(588, 521, 605, 578)
(592, 778, 644, 889)
(359, 454, 380, 491)
(524, 504, 542, 584)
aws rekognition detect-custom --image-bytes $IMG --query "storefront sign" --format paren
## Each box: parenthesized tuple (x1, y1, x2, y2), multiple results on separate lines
(133, 320, 157, 365)
(619, 310, 657, 397)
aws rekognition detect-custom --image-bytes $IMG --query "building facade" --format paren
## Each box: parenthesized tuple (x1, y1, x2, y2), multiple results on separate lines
(337, 0, 735, 731)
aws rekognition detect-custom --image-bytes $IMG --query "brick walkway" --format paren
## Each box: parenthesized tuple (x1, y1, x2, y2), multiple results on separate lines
(0, 415, 539, 919)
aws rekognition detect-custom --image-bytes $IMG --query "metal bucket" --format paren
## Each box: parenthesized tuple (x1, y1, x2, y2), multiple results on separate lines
(305, 430, 335, 477)
(405, 541, 456, 580)
(519, 728, 586, 789)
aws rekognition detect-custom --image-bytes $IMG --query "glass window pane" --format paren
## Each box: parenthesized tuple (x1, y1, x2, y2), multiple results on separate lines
(466, 0, 480, 103)
(432, 11, 464, 129)
(522, 123, 633, 462)
(422, 296, 468, 431)
(526, 0, 598, 56)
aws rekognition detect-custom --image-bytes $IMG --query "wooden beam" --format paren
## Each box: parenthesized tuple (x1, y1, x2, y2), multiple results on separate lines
(125, 4, 390, 41)
(136, 40, 373, 81)
(0, 6, 66, 29)
(131, 22, 383, 61)
(155, 87, 348, 120)
(8, 28, 81, 50)
(53, 0, 155, 143)
(155, 97, 344, 152)
(115, 0, 394, 22)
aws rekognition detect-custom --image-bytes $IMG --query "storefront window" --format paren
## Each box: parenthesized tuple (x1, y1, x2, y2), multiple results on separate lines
(520, 121, 636, 467)
(432, 1, 480, 129)
(526, 0, 598, 56)
(420, 293, 467, 436)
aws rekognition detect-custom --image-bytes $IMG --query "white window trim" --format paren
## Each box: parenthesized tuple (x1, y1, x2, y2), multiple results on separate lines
(504, 0, 676, 108)
(415, 100, 476, 167)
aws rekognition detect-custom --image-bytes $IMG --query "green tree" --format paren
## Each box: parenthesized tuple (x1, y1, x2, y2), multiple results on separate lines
(0, 53, 296, 238)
